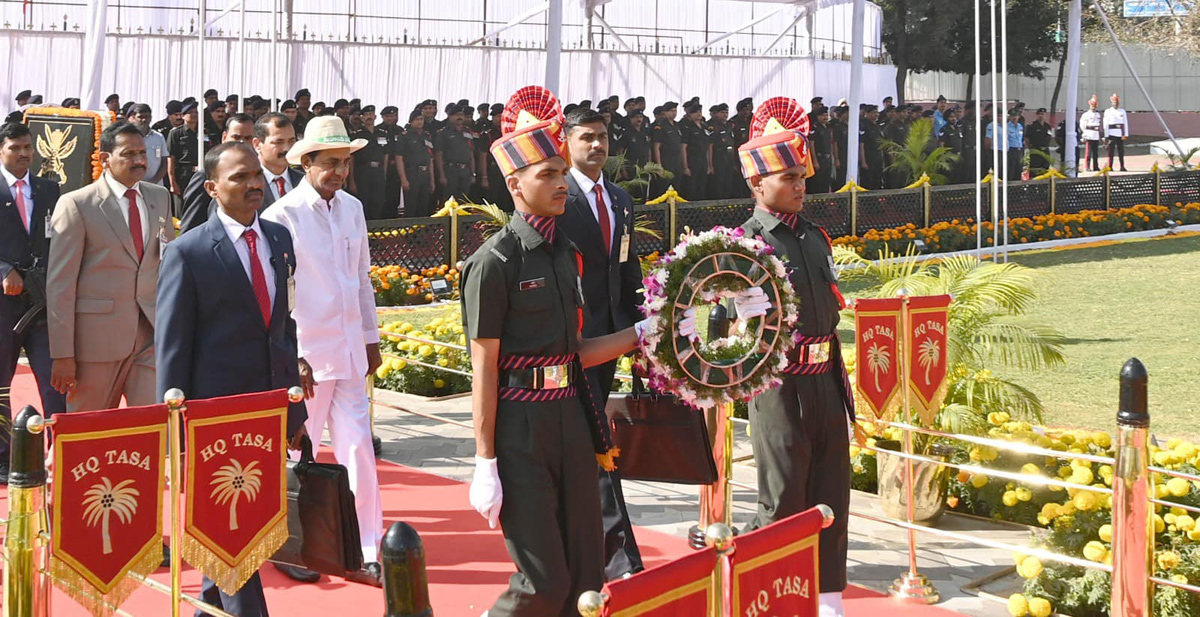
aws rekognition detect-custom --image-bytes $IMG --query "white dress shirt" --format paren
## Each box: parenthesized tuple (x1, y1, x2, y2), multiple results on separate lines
(263, 166, 294, 201)
(216, 207, 276, 308)
(262, 178, 380, 382)
(1080, 110, 1103, 141)
(569, 167, 617, 251)
(1, 166, 32, 230)
(104, 172, 150, 246)
(1103, 107, 1129, 138)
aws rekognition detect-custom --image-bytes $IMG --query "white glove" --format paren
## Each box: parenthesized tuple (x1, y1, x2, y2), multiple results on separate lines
(469, 456, 503, 529)
(733, 287, 771, 320)
(677, 307, 698, 339)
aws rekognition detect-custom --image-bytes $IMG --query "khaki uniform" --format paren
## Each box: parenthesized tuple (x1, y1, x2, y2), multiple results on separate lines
(460, 214, 605, 616)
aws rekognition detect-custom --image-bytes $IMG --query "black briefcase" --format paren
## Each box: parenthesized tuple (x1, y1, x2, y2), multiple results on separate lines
(271, 435, 364, 575)
(605, 374, 718, 485)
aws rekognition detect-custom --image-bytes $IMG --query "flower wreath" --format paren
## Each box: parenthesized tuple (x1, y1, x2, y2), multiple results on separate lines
(23, 107, 117, 181)
(638, 226, 801, 409)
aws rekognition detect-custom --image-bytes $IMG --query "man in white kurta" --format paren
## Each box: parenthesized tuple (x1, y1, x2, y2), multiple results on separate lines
(263, 116, 383, 584)
(1103, 93, 1129, 172)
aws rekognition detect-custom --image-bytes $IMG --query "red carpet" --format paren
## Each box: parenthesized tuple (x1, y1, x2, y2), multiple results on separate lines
(4, 368, 960, 616)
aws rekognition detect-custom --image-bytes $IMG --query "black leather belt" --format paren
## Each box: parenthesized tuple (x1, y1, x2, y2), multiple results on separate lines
(501, 364, 577, 390)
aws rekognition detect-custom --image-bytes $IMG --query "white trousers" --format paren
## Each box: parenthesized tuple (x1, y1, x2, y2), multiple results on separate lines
(302, 377, 384, 563)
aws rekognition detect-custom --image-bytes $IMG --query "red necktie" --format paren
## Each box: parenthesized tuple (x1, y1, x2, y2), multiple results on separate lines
(243, 229, 272, 326)
(12, 179, 29, 233)
(125, 189, 144, 261)
(593, 184, 611, 255)
(274, 177, 287, 197)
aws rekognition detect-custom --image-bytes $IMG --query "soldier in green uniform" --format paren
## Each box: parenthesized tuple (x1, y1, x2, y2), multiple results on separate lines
(166, 101, 201, 196)
(1027, 107, 1053, 175)
(736, 97, 855, 617)
(937, 107, 966, 183)
(349, 105, 389, 219)
(807, 106, 835, 195)
(483, 103, 512, 212)
(679, 101, 711, 200)
(397, 110, 435, 218)
(707, 103, 736, 199)
(728, 98, 754, 198)
(859, 104, 884, 190)
(650, 101, 683, 198)
(461, 86, 652, 616)
(831, 105, 849, 189)
(378, 106, 406, 216)
(435, 105, 476, 203)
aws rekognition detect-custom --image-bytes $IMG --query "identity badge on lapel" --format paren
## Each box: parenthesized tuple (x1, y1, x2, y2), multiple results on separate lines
(158, 216, 170, 255)
(285, 251, 297, 313)
(619, 234, 631, 263)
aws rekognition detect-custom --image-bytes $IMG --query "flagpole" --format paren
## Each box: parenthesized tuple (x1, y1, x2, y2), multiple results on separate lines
(165, 390, 186, 617)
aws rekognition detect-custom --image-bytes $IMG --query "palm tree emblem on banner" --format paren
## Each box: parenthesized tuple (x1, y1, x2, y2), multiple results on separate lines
(82, 477, 140, 555)
(917, 339, 940, 385)
(866, 343, 891, 392)
(211, 459, 263, 531)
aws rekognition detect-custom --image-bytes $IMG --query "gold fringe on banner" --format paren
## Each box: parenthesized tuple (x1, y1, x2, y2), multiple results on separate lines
(911, 377, 951, 426)
(49, 543, 163, 617)
(181, 516, 288, 596)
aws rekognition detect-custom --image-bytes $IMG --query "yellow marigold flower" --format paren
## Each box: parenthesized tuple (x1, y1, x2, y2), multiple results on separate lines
(1017, 556, 1043, 579)
(1083, 541, 1108, 562)
(1157, 550, 1181, 570)
(433, 378, 446, 389)
(1073, 490, 1097, 511)
(1007, 594, 1029, 616)
(1167, 477, 1190, 497)
(1027, 597, 1052, 617)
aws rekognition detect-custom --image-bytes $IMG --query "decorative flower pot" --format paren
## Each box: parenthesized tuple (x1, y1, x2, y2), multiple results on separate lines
(876, 439, 956, 526)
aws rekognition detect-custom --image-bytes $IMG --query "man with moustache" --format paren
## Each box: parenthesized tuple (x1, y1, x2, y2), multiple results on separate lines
(0, 122, 65, 482)
(263, 115, 384, 586)
(349, 105, 389, 219)
(127, 103, 169, 187)
(47, 122, 173, 411)
(397, 110, 434, 217)
(556, 107, 646, 582)
(156, 141, 308, 616)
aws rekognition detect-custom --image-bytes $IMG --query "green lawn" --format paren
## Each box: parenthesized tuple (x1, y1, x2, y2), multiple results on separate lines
(1001, 234, 1200, 440)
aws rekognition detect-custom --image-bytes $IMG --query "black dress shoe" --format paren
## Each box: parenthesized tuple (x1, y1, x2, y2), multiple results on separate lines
(273, 562, 321, 583)
(372, 434, 383, 457)
(345, 562, 382, 587)
(0, 464, 9, 485)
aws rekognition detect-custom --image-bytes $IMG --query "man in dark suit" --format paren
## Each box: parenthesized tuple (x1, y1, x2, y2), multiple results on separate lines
(556, 107, 645, 580)
(156, 141, 308, 616)
(177, 114, 258, 233)
(0, 122, 65, 482)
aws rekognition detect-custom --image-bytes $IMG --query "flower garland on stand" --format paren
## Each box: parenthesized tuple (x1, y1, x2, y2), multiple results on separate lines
(23, 106, 116, 180)
(638, 226, 800, 409)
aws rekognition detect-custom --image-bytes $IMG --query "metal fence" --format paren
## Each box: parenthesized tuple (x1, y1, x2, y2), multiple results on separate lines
(368, 169, 1200, 270)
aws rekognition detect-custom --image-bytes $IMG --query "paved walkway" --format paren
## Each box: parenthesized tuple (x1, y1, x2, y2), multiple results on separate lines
(370, 389, 1022, 617)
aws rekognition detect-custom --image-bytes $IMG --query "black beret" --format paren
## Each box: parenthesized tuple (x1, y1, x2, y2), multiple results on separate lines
(663, 101, 678, 110)
(476, 103, 489, 113)
(563, 103, 578, 114)
(634, 96, 645, 103)
(607, 95, 619, 103)
(281, 99, 297, 111)
(736, 97, 753, 111)
(597, 102, 612, 112)
(204, 89, 218, 98)
(182, 96, 197, 104)
(295, 88, 310, 98)
(1036, 107, 1047, 114)
(166, 100, 183, 114)
(180, 101, 198, 114)
(61, 97, 74, 107)
(936, 94, 947, 102)
(490, 103, 504, 115)
(361, 105, 376, 114)
(313, 101, 326, 109)
(205, 100, 225, 112)
(349, 98, 361, 106)
(105, 93, 120, 104)
(922, 109, 935, 117)
(4, 111, 22, 123)
(121, 101, 136, 115)
(815, 106, 830, 115)
(226, 94, 239, 103)
(422, 99, 437, 107)
(810, 96, 824, 104)
(579, 99, 592, 108)
(349, 106, 362, 114)
(28, 95, 42, 104)
(15, 90, 31, 100)
(409, 109, 424, 122)
(688, 96, 700, 105)
(381, 105, 398, 115)
(629, 111, 645, 119)
(684, 101, 702, 113)
(652, 105, 664, 114)
(710, 103, 728, 113)
(1008, 107, 1021, 116)
(334, 99, 350, 109)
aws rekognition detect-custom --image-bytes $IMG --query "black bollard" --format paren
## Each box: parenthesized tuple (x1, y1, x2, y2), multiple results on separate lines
(10, 406, 46, 489)
(1117, 358, 1149, 427)
(708, 301, 730, 340)
(687, 302, 734, 549)
(381, 521, 432, 617)
(1111, 358, 1152, 616)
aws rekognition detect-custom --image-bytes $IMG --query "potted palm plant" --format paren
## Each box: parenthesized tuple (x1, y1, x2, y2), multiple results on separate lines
(839, 247, 1066, 524)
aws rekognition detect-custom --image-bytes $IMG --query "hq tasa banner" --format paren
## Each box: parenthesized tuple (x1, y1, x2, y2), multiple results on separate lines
(183, 390, 289, 595)
(51, 405, 168, 616)
(853, 297, 904, 422)
(728, 508, 824, 617)
(599, 547, 716, 616)
(907, 294, 952, 424)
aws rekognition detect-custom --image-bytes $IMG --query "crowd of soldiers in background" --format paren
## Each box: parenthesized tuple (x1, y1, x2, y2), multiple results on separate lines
(7, 89, 1065, 220)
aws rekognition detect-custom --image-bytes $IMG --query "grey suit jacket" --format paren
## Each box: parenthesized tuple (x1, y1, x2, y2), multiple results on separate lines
(47, 176, 172, 362)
